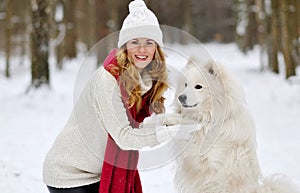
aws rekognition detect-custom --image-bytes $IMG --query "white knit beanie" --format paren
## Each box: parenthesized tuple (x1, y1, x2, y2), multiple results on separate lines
(118, 0, 163, 48)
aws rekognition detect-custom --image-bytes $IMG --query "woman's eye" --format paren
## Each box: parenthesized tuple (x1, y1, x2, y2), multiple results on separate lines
(146, 41, 154, 46)
(184, 83, 187, 87)
(131, 41, 138, 45)
(195, 85, 202, 89)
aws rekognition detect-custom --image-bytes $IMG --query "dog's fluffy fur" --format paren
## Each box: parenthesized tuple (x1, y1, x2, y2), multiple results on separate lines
(171, 58, 299, 193)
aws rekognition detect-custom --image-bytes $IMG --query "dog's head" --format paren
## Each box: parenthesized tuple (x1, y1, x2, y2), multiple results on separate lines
(177, 55, 247, 122)
(175, 56, 253, 155)
(177, 57, 221, 114)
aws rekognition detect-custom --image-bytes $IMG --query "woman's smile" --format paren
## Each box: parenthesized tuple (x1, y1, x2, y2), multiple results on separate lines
(126, 38, 156, 71)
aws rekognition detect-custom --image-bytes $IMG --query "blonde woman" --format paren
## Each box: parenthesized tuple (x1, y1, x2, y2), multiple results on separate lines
(42, 0, 194, 193)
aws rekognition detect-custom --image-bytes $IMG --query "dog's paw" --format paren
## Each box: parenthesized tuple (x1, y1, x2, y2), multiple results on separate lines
(140, 115, 157, 128)
(162, 113, 199, 126)
(179, 117, 199, 125)
(162, 113, 182, 126)
(141, 113, 182, 128)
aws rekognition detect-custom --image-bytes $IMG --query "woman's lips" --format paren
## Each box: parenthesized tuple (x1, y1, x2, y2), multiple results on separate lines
(135, 55, 148, 61)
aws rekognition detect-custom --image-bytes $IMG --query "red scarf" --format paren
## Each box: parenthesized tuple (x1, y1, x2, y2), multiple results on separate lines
(99, 49, 151, 193)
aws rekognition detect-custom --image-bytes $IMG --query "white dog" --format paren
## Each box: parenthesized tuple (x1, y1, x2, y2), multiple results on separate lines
(168, 57, 299, 193)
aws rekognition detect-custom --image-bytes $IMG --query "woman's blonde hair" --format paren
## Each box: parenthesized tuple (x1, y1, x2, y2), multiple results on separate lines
(108, 45, 168, 114)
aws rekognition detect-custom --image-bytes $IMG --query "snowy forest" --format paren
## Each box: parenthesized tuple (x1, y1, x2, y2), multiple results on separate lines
(1, 0, 299, 85)
(1, 0, 300, 193)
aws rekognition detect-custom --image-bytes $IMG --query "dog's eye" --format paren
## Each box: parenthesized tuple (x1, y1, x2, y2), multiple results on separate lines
(184, 83, 187, 87)
(195, 85, 202, 89)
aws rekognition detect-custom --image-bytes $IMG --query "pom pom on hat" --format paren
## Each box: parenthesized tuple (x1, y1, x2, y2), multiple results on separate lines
(128, 0, 147, 13)
(118, 0, 163, 48)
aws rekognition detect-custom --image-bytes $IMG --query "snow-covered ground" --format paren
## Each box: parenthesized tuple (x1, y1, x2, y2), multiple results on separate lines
(1, 43, 299, 193)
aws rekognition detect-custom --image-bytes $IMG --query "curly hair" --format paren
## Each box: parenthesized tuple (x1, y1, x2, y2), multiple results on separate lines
(107, 45, 168, 114)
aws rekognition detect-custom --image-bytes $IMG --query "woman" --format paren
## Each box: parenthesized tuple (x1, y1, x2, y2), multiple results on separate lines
(43, 0, 177, 192)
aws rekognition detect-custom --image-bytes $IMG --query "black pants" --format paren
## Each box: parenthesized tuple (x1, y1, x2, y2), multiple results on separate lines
(47, 182, 100, 193)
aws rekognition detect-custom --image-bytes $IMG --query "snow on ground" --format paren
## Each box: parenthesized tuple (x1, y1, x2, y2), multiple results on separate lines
(1, 43, 299, 193)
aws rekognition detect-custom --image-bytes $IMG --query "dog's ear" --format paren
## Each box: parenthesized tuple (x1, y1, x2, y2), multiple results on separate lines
(186, 57, 196, 68)
(186, 55, 202, 69)
(204, 60, 218, 77)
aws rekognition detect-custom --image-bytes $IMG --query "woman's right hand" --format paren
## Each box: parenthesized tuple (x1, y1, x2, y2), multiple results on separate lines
(140, 113, 202, 144)
(140, 113, 182, 129)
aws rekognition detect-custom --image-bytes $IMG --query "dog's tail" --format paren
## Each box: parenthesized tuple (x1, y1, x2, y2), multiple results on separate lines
(257, 174, 300, 193)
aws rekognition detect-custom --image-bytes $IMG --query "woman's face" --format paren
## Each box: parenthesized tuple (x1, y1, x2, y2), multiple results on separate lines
(126, 38, 156, 71)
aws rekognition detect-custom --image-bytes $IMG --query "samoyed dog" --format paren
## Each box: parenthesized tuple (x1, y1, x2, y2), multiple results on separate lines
(169, 57, 299, 193)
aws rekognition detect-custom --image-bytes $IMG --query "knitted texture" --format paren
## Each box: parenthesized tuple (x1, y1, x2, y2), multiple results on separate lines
(118, 0, 163, 47)
(42, 49, 159, 188)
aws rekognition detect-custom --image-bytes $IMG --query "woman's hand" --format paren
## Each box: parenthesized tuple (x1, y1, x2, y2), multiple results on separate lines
(141, 113, 197, 128)
(154, 123, 203, 144)
(140, 113, 202, 144)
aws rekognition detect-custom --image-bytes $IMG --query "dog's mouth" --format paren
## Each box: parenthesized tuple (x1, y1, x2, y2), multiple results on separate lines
(181, 102, 199, 108)
(178, 95, 200, 108)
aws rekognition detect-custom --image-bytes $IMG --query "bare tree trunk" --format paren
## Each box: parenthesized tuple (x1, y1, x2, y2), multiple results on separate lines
(255, 0, 267, 71)
(234, 0, 247, 51)
(109, 0, 119, 32)
(106, 0, 119, 50)
(62, 0, 76, 60)
(297, 0, 300, 66)
(235, 0, 258, 52)
(54, 1, 65, 70)
(75, 0, 88, 46)
(95, 0, 109, 65)
(96, 0, 108, 41)
(289, 0, 299, 67)
(279, 0, 296, 78)
(17, 0, 30, 67)
(29, 0, 50, 89)
(244, 0, 257, 51)
(5, 0, 13, 78)
(269, 0, 280, 74)
(182, 0, 192, 44)
(118, 0, 131, 26)
(289, 0, 300, 66)
(88, 0, 97, 49)
(48, 0, 57, 56)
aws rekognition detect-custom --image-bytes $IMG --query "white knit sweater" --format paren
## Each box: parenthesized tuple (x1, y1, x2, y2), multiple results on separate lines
(43, 67, 160, 188)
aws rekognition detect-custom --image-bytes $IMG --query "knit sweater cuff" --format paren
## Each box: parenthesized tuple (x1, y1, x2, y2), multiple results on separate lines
(44, 176, 100, 189)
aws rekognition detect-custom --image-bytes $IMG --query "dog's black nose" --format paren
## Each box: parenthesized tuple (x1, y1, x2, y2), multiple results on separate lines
(178, 95, 187, 103)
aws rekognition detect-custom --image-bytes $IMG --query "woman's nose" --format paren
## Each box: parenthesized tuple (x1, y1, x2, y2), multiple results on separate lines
(138, 44, 146, 52)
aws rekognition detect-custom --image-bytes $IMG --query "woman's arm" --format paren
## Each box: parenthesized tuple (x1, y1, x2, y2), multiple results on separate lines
(93, 67, 160, 150)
